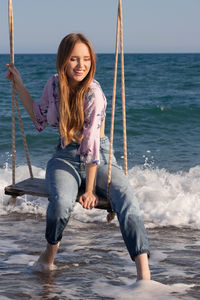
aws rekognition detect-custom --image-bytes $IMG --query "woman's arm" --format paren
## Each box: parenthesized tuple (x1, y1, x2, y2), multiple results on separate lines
(6, 64, 36, 122)
(86, 164, 97, 192)
(79, 164, 99, 209)
(78, 82, 107, 209)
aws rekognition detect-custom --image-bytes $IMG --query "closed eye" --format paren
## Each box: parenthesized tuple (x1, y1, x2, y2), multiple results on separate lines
(70, 57, 77, 61)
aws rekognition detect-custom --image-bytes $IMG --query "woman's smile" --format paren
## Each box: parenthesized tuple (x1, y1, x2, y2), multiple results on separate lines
(73, 69, 84, 76)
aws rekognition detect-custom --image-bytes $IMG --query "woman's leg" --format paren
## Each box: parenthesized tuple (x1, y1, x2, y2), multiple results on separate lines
(38, 157, 81, 269)
(135, 253, 150, 280)
(96, 164, 150, 280)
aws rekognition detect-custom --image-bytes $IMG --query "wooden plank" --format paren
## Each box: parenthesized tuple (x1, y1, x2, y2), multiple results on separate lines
(4, 178, 111, 210)
(5, 178, 48, 197)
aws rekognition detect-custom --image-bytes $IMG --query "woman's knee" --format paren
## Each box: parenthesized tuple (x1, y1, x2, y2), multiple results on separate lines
(47, 193, 75, 222)
(109, 178, 140, 214)
(45, 157, 81, 192)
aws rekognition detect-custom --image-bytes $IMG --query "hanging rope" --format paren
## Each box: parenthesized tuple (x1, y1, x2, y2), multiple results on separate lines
(8, 0, 15, 185)
(8, 0, 33, 185)
(119, 0, 128, 176)
(107, 0, 128, 220)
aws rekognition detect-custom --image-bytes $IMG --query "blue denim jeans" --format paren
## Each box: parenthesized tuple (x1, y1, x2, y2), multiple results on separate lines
(45, 136, 150, 260)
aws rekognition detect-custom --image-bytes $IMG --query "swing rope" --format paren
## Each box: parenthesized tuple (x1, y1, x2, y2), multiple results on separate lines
(107, 0, 128, 202)
(119, 0, 128, 176)
(8, 0, 33, 186)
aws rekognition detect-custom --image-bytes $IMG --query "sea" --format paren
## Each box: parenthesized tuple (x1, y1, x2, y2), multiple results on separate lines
(0, 53, 199, 299)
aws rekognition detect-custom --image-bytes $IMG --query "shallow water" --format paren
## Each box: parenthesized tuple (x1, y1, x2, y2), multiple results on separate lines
(0, 213, 199, 299)
(1, 163, 200, 299)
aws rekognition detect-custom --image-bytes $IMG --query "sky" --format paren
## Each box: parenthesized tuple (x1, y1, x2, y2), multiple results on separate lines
(1, 0, 200, 54)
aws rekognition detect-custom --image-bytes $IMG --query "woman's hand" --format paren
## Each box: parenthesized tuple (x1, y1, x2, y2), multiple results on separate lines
(5, 64, 36, 121)
(6, 64, 23, 89)
(79, 164, 98, 209)
(79, 191, 99, 209)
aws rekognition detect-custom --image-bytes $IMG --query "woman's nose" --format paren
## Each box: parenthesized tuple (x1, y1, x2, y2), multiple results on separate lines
(77, 59, 84, 68)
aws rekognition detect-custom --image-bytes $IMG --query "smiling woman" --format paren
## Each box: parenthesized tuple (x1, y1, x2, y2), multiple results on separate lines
(5, 0, 151, 282)
(6, 31, 151, 280)
(57, 34, 96, 147)
(66, 43, 92, 86)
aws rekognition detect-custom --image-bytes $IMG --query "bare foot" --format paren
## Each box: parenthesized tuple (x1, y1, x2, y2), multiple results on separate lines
(33, 260, 57, 272)
(36, 251, 57, 271)
(36, 242, 60, 271)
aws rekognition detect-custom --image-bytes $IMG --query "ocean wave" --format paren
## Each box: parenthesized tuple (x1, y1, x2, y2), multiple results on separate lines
(0, 164, 200, 229)
(129, 165, 200, 229)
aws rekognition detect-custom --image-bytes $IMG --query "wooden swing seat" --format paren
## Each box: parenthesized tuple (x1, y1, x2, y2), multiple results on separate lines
(4, 178, 111, 210)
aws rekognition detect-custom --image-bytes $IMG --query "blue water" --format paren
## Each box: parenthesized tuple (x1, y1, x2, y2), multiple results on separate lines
(0, 54, 200, 299)
(0, 53, 199, 172)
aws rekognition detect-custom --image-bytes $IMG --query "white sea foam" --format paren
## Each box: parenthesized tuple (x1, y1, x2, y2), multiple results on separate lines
(0, 239, 19, 252)
(1, 164, 200, 229)
(129, 165, 200, 229)
(4, 254, 37, 265)
(92, 278, 195, 300)
(0, 165, 47, 216)
(0, 296, 13, 300)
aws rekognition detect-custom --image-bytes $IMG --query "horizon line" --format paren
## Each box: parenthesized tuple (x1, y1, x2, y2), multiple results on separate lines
(1, 52, 200, 55)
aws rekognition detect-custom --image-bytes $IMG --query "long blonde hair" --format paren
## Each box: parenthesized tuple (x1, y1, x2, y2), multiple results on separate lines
(56, 33, 96, 146)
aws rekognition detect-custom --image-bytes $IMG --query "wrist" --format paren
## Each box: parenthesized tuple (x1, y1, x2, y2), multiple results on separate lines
(85, 187, 95, 193)
(85, 164, 97, 193)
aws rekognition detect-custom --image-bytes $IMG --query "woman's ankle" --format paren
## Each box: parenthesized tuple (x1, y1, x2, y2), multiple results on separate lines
(137, 269, 151, 281)
(38, 242, 60, 266)
(135, 253, 151, 280)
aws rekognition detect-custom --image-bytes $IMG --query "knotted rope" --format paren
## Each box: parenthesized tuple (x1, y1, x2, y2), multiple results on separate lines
(107, 0, 128, 222)
(8, 0, 33, 185)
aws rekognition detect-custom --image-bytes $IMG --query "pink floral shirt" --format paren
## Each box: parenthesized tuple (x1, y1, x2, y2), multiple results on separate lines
(33, 74, 107, 165)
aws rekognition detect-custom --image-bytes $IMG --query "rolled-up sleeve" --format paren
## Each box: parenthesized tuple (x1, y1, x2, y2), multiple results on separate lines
(78, 84, 106, 165)
(33, 77, 53, 131)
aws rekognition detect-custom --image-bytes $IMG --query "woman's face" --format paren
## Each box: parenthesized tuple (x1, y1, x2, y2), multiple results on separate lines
(66, 42, 91, 87)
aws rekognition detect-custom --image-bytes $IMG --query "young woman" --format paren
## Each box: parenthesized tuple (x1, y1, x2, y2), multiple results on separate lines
(6, 33, 150, 280)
